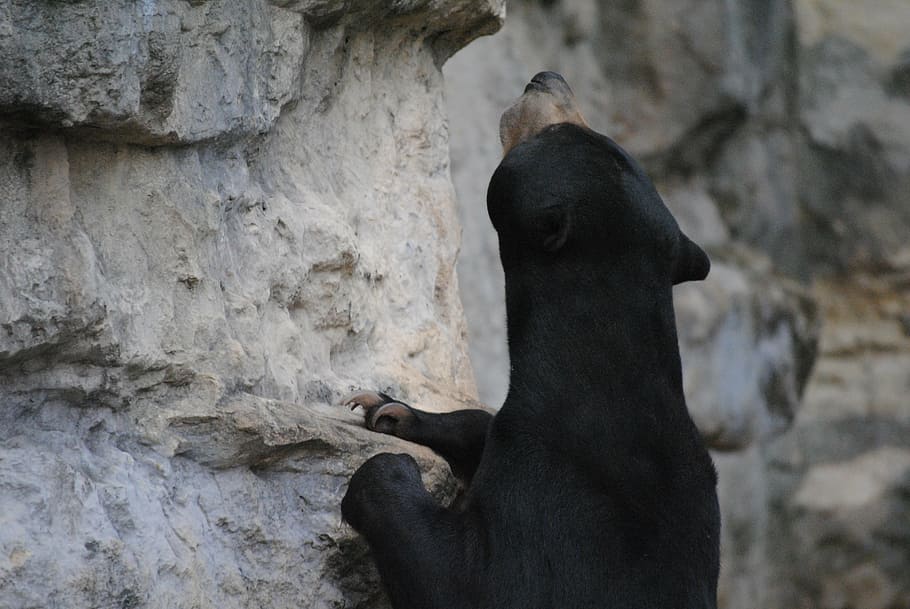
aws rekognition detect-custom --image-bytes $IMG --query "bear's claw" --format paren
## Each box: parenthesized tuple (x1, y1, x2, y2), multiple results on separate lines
(342, 390, 390, 411)
(342, 390, 416, 434)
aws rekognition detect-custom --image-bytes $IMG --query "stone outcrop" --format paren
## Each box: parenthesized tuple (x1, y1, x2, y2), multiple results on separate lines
(0, 0, 502, 607)
(445, 1, 909, 608)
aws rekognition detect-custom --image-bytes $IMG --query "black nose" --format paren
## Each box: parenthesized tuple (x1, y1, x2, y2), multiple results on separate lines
(531, 71, 566, 86)
(524, 71, 570, 94)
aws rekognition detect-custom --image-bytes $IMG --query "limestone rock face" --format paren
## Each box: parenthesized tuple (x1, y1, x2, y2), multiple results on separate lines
(0, 0, 503, 607)
(0, 395, 459, 609)
(675, 253, 818, 451)
(0, 0, 501, 144)
(1, 1, 306, 145)
(760, 276, 910, 609)
(445, 1, 909, 608)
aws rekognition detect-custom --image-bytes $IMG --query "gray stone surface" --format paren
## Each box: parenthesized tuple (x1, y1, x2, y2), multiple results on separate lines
(0, 0, 503, 145)
(0, 0, 503, 607)
(762, 275, 910, 609)
(675, 252, 818, 451)
(0, 394, 458, 609)
(1, 1, 306, 144)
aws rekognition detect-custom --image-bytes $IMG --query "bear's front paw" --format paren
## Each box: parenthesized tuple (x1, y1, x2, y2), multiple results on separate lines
(341, 452, 423, 532)
(342, 390, 419, 437)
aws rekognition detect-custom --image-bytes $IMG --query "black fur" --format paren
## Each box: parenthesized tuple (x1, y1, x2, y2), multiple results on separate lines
(341, 121, 719, 609)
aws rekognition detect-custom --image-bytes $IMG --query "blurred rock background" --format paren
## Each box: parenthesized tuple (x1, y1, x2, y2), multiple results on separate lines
(446, 1, 910, 608)
(1, 0, 907, 608)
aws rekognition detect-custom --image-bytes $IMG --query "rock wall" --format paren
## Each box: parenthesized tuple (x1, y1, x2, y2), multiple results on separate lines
(445, 1, 909, 608)
(0, 1, 502, 607)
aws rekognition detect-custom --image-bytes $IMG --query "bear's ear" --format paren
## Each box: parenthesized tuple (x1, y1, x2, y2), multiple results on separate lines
(539, 205, 572, 252)
(672, 232, 710, 285)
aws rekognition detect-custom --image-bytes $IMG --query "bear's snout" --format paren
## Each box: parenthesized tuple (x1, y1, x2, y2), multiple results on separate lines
(500, 71, 588, 156)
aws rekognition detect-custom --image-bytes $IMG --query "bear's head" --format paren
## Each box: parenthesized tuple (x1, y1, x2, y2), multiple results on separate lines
(488, 72, 709, 288)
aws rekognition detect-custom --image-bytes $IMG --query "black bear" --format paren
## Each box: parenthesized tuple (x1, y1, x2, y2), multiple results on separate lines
(341, 71, 719, 609)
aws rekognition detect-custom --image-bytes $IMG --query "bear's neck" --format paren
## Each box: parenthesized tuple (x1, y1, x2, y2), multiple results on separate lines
(502, 264, 688, 416)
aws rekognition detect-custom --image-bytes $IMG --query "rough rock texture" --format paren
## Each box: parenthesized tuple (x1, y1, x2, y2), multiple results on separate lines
(760, 275, 910, 609)
(445, 1, 909, 608)
(0, 396, 460, 609)
(674, 251, 817, 451)
(0, 0, 503, 607)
